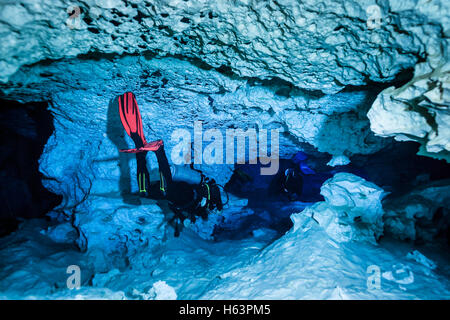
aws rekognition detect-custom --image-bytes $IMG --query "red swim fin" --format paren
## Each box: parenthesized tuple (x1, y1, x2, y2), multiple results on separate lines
(142, 139, 163, 151)
(118, 92, 147, 146)
(119, 140, 163, 153)
(119, 148, 142, 154)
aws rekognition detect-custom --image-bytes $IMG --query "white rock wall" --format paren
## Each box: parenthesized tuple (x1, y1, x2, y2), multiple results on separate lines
(367, 59, 450, 162)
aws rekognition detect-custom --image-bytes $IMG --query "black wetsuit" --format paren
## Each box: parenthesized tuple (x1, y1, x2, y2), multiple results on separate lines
(136, 144, 209, 225)
(130, 132, 151, 194)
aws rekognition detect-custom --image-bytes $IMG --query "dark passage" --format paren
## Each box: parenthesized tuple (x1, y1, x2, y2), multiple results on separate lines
(219, 141, 450, 241)
(0, 99, 62, 237)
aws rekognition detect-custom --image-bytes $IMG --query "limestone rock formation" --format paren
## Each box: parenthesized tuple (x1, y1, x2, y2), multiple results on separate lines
(300, 172, 386, 243)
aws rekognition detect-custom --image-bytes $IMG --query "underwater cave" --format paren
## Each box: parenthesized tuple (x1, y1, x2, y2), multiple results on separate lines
(0, 99, 61, 236)
(0, 0, 449, 300)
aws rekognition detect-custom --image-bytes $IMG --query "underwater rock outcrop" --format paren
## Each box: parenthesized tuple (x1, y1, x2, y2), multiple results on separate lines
(365, 0, 449, 161)
(383, 179, 450, 242)
(299, 172, 386, 243)
(368, 60, 450, 162)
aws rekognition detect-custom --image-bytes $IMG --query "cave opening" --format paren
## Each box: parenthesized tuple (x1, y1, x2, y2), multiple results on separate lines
(219, 141, 450, 244)
(0, 99, 62, 237)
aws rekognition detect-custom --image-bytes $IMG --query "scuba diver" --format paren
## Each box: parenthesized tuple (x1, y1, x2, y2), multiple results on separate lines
(269, 151, 318, 201)
(269, 165, 304, 201)
(116, 92, 223, 237)
(229, 151, 317, 202)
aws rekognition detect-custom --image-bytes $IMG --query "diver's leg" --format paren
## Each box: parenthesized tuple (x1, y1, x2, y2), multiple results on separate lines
(136, 152, 150, 196)
(168, 203, 186, 237)
(154, 145, 173, 195)
(174, 218, 181, 237)
(152, 143, 201, 236)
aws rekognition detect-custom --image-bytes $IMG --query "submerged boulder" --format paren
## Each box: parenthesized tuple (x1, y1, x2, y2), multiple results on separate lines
(300, 172, 386, 243)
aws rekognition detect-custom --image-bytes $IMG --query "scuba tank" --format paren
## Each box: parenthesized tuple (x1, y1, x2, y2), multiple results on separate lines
(170, 165, 203, 185)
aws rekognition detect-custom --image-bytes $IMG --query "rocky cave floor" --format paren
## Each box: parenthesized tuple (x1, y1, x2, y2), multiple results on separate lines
(0, 190, 449, 300)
